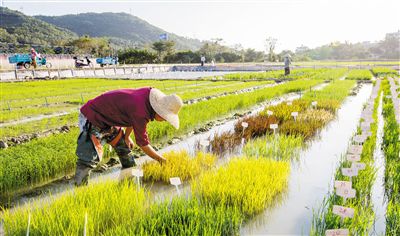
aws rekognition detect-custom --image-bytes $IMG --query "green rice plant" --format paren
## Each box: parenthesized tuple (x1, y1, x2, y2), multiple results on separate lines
(311, 80, 381, 235)
(243, 134, 304, 161)
(311, 68, 348, 81)
(371, 67, 398, 77)
(142, 151, 216, 183)
(381, 79, 400, 235)
(192, 157, 290, 217)
(0, 79, 323, 201)
(103, 197, 244, 236)
(2, 180, 150, 235)
(386, 199, 400, 235)
(345, 69, 373, 80)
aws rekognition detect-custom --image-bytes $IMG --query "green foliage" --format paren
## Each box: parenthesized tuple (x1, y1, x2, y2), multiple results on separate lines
(345, 69, 373, 80)
(66, 36, 111, 56)
(118, 48, 157, 64)
(371, 67, 398, 77)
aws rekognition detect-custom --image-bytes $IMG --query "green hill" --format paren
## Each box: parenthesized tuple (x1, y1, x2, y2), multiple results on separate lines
(36, 12, 203, 50)
(0, 7, 77, 46)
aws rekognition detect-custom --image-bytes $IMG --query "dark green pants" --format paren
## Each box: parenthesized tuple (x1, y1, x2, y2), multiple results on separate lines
(74, 122, 136, 186)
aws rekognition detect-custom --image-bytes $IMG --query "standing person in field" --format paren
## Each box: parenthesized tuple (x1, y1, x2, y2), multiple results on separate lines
(200, 55, 206, 66)
(75, 87, 183, 186)
(30, 48, 37, 69)
(284, 54, 292, 76)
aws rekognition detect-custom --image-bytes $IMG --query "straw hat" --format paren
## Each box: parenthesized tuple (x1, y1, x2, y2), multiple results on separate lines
(149, 88, 183, 129)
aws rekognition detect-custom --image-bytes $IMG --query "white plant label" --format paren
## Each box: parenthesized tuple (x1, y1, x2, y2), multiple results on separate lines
(312, 101, 317, 107)
(200, 140, 210, 147)
(336, 188, 356, 199)
(332, 205, 355, 218)
(352, 162, 366, 171)
(170, 177, 182, 186)
(270, 124, 278, 129)
(348, 145, 363, 155)
(386, 95, 392, 99)
(346, 154, 361, 162)
(132, 169, 144, 177)
(241, 122, 248, 128)
(334, 181, 352, 190)
(267, 110, 273, 116)
(353, 135, 366, 144)
(291, 112, 298, 117)
(342, 167, 358, 177)
(325, 229, 349, 236)
(287, 101, 292, 105)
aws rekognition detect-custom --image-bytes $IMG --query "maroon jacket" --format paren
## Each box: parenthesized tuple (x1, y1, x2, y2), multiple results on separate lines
(80, 87, 155, 146)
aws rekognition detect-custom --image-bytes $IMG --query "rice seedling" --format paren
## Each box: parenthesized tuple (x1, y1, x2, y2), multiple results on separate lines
(192, 157, 290, 217)
(2, 180, 150, 235)
(371, 67, 398, 77)
(208, 131, 243, 156)
(311, 80, 381, 235)
(243, 134, 304, 161)
(345, 69, 373, 80)
(262, 100, 309, 122)
(0, 79, 322, 200)
(102, 197, 244, 236)
(279, 119, 325, 140)
(142, 150, 216, 183)
(381, 79, 400, 235)
(233, 114, 278, 139)
(297, 108, 335, 125)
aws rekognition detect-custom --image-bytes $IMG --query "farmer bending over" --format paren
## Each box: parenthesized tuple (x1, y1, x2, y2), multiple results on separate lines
(75, 87, 183, 186)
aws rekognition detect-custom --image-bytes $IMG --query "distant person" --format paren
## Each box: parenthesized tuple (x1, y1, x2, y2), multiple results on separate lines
(30, 48, 37, 69)
(74, 87, 183, 186)
(211, 59, 215, 67)
(201, 55, 206, 66)
(284, 54, 291, 76)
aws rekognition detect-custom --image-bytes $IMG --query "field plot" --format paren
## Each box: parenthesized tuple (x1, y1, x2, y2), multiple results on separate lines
(1, 68, 399, 235)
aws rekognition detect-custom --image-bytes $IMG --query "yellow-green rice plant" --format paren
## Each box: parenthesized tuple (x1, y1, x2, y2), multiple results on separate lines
(345, 69, 373, 80)
(279, 119, 325, 140)
(142, 150, 216, 183)
(262, 100, 309, 122)
(371, 67, 398, 77)
(192, 157, 290, 217)
(386, 199, 400, 235)
(243, 134, 304, 161)
(2, 180, 150, 235)
(297, 108, 335, 126)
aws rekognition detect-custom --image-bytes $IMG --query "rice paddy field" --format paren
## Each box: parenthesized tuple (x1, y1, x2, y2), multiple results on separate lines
(0, 68, 399, 235)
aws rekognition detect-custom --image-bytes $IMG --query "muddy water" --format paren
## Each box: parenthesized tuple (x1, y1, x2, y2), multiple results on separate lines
(370, 93, 387, 235)
(240, 84, 373, 235)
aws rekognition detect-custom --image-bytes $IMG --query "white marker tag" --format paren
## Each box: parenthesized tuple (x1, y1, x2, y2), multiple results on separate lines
(270, 124, 278, 129)
(332, 205, 355, 218)
(267, 110, 273, 116)
(312, 101, 317, 107)
(342, 167, 358, 177)
(170, 177, 182, 186)
(353, 135, 367, 143)
(200, 140, 210, 147)
(325, 229, 349, 236)
(352, 162, 366, 171)
(386, 95, 392, 99)
(132, 169, 144, 177)
(291, 112, 298, 117)
(346, 154, 361, 162)
(348, 145, 363, 155)
(287, 101, 292, 106)
(336, 188, 356, 199)
(363, 131, 372, 137)
(334, 181, 352, 190)
(241, 122, 248, 128)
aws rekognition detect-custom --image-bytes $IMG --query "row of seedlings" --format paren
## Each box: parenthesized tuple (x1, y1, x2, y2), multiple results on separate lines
(311, 79, 382, 235)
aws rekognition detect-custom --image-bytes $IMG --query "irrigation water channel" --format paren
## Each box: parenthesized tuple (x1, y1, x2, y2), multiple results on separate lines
(3, 82, 379, 235)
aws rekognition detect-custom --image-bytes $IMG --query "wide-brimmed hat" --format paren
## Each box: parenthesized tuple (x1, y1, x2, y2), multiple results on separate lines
(149, 88, 183, 129)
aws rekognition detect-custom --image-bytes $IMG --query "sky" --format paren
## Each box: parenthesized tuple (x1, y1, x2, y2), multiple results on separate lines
(2, 0, 400, 52)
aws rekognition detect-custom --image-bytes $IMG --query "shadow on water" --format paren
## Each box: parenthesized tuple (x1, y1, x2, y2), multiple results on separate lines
(240, 84, 373, 235)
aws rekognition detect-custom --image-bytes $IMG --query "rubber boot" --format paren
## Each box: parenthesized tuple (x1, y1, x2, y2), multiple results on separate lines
(118, 153, 137, 169)
(74, 163, 92, 186)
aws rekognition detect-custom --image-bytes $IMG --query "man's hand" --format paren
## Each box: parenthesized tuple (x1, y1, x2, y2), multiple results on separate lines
(140, 144, 166, 165)
(124, 136, 134, 149)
